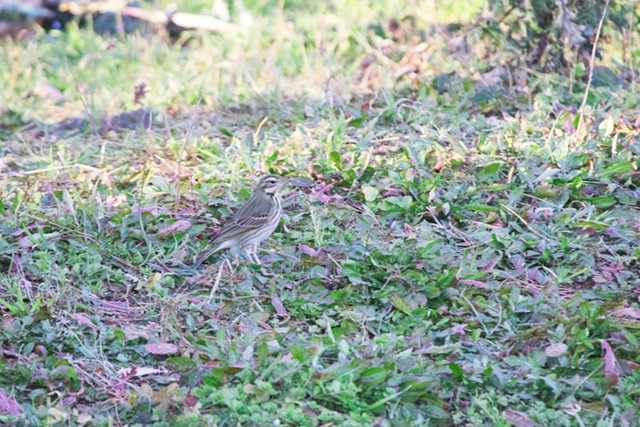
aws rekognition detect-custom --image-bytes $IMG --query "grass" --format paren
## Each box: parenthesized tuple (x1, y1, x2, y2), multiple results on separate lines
(1, 0, 639, 426)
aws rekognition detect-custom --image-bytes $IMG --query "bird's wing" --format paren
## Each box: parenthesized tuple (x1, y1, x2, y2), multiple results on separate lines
(211, 194, 274, 244)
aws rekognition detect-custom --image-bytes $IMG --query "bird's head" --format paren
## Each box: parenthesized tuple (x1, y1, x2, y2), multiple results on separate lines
(256, 175, 287, 195)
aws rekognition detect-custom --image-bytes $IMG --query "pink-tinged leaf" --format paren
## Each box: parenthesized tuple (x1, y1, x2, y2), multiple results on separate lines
(133, 206, 161, 215)
(533, 207, 554, 220)
(312, 183, 343, 205)
(503, 408, 534, 427)
(0, 388, 21, 416)
(298, 244, 319, 257)
(34, 82, 65, 102)
(545, 342, 568, 358)
(18, 236, 33, 249)
(627, 361, 640, 371)
(63, 395, 77, 406)
(450, 324, 466, 336)
(17, 232, 60, 249)
(563, 117, 575, 134)
(145, 343, 178, 355)
(71, 313, 97, 331)
(122, 325, 151, 340)
(158, 220, 192, 236)
(383, 187, 403, 197)
(117, 366, 164, 378)
(35, 345, 47, 357)
(271, 296, 288, 317)
(403, 223, 415, 237)
(184, 392, 198, 408)
(601, 261, 625, 274)
(317, 193, 333, 205)
(510, 255, 525, 272)
(481, 255, 502, 272)
(611, 307, 640, 320)
(314, 183, 334, 194)
(526, 268, 547, 284)
(601, 340, 620, 385)
(458, 279, 488, 289)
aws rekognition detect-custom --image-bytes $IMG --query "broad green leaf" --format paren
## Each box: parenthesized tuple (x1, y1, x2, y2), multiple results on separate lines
(478, 161, 504, 178)
(587, 195, 616, 208)
(362, 185, 379, 202)
(600, 160, 633, 179)
(575, 220, 609, 231)
(448, 363, 465, 381)
(390, 293, 412, 315)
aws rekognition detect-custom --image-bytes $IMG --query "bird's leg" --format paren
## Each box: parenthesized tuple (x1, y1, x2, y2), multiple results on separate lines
(242, 244, 260, 265)
(247, 244, 260, 264)
(224, 257, 235, 277)
(229, 246, 241, 267)
(237, 245, 251, 264)
(251, 244, 262, 265)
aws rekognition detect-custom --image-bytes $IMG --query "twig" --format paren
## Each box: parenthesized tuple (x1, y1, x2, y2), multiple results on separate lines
(460, 292, 490, 337)
(576, 0, 610, 140)
(500, 203, 556, 243)
(208, 258, 230, 303)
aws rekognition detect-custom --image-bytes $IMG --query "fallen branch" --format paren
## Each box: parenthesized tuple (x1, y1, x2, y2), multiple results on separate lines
(3, 0, 241, 35)
(56, 0, 240, 33)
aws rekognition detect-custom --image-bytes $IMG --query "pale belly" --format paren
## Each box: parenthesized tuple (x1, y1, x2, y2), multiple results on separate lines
(244, 220, 278, 248)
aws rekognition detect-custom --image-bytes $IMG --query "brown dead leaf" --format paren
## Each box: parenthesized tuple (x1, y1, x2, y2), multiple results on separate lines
(298, 244, 320, 257)
(33, 82, 65, 102)
(123, 325, 151, 341)
(158, 220, 192, 236)
(458, 279, 488, 289)
(611, 307, 640, 320)
(133, 82, 147, 105)
(184, 392, 198, 408)
(545, 342, 568, 358)
(145, 343, 179, 355)
(71, 313, 98, 331)
(77, 413, 92, 425)
(271, 296, 288, 317)
(601, 340, 620, 385)
(0, 388, 21, 416)
(503, 408, 535, 427)
(18, 232, 60, 249)
(117, 366, 165, 378)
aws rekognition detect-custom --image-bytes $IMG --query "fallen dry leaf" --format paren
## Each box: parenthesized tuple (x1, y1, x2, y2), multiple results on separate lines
(458, 279, 488, 289)
(298, 244, 320, 257)
(601, 340, 620, 385)
(271, 296, 288, 317)
(33, 82, 65, 102)
(184, 392, 198, 408)
(545, 343, 568, 358)
(611, 307, 640, 320)
(503, 408, 535, 427)
(71, 313, 98, 331)
(450, 324, 466, 336)
(123, 325, 151, 341)
(117, 366, 165, 378)
(145, 343, 179, 355)
(133, 82, 147, 105)
(0, 388, 21, 416)
(158, 220, 192, 236)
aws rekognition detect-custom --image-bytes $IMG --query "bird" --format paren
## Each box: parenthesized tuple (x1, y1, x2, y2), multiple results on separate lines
(193, 175, 289, 266)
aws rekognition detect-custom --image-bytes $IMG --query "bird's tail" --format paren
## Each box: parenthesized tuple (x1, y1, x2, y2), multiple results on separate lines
(191, 245, 223, 269)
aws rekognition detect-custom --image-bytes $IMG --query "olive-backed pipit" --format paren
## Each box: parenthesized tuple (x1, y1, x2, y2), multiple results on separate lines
(196, 175, 287, 265)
